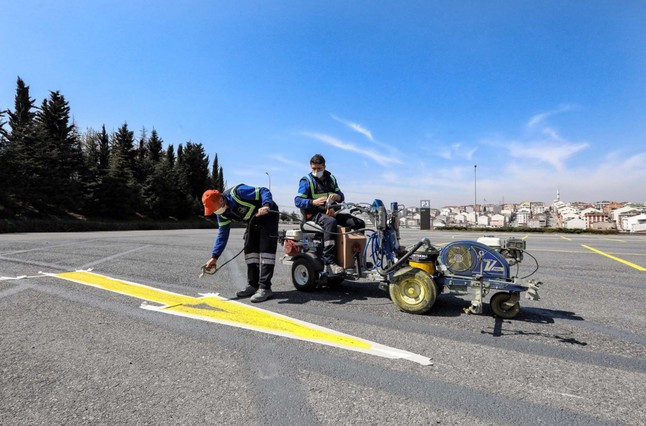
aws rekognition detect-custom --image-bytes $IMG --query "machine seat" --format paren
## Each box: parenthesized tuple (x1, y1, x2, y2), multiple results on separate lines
(301, 221, 325, 234)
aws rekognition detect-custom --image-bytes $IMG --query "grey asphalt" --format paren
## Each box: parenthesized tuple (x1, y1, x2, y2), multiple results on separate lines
(1, 228, 644, 425)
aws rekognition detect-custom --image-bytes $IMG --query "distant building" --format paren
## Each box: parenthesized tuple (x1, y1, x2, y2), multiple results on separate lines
(613, 206, 645, 231)
(625, 214, 646, 233)
(589, 221, 616, 231)
(584, 212, 609, 229)
(490, 214, 506, 228)
(477, 215, 490, 227)
(528, 214, 547, 228)
(565, 218, 587, 230)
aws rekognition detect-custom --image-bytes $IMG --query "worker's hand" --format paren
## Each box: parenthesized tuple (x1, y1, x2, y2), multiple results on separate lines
(205, 258, 217, 271)
(313, 196, 327, 206)
(330, 194, 341, 203)
(256, 206, 270, 217)
(325, 208, 337, 217)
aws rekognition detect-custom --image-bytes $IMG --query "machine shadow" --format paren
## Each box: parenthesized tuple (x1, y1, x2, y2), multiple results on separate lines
(274, 280, 390, 306)
(479, 307, 588, 346)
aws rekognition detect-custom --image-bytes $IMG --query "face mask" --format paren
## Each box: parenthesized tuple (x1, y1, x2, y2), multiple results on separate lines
(215, 205, 227, 215)
(312, 170, 324, 178)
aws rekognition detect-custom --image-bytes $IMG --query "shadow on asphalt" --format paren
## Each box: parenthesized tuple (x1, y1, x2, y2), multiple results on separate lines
(273, 280, 389, 306)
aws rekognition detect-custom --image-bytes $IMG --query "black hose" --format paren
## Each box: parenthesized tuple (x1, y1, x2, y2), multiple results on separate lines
(205, 209, 280, 277)
(377, 237, 432, 276)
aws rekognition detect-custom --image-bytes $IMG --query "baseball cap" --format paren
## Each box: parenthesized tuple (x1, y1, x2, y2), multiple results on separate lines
(202, 190, 222, 216)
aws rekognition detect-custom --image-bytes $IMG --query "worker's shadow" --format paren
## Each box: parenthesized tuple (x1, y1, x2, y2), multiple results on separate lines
(274, 280, 390, 306)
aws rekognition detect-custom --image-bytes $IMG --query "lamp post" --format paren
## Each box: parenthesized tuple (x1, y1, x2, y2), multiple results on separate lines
(265, 171, 271, 191)
(474, 165, 477, 224)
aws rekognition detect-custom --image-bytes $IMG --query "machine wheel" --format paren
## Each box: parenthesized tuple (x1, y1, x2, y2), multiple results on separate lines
(292, 258, 318, 291)
(490, 292, 521, 319)
(389, 269, 437, 314)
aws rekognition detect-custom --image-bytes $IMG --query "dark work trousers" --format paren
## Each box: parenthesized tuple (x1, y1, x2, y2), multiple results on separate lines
(244, 202, 279, 290)
(313, 212, 365, 265)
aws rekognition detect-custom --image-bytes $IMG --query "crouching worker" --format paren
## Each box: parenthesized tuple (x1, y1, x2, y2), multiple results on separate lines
(202, 184, 279, 303)
(294, 154, 365, 275)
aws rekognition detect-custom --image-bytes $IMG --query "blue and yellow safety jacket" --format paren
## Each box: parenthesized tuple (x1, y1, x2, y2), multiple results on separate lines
(294, 171, 345, 218)
(211, 184, 273, 259)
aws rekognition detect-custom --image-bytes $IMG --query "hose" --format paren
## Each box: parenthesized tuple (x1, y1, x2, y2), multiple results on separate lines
(199, 209, 280, 278)
(377, 237, 432, 277)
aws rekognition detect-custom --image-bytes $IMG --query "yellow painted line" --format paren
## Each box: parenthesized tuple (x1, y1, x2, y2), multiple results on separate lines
(48, 270, 432, 365)
(561, 236, 572, 241)
(581, 245, 646, 271)
(522, 235, 529, 240)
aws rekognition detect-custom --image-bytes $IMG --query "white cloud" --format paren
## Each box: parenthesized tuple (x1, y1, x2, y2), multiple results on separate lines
(507, 140, 588, 171)
(331, 115, 374, 141)
(302, 132, 402, 166)
(269, 154, 302, 168)
(527, 104, 578, 128)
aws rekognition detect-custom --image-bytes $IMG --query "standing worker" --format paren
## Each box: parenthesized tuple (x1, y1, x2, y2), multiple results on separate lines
(202, 184, 279, 303)
(294, 154, 365, 274)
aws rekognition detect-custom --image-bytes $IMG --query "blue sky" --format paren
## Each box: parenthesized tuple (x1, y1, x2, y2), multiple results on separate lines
(2, 1, 645, 212)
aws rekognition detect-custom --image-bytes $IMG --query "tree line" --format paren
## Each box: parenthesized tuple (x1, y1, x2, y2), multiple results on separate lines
(0, 77, 225, 221)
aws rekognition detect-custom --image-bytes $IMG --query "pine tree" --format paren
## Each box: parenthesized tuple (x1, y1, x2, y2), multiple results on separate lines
(133, 127, 148, 186)
(217, 166, 225, 192)
(181, 142, 210, 200)
(102, 123, 137, 218)
(2, 77, 38, 214)
(140, 130, 169, 217)
(211, 153, 225, 192)
(211, 153, 219, 189)
(0, 106, 8, 215)
(79, 127, 110, 216)
(98, 125, 110, 171)
(35, 90, 85, 212)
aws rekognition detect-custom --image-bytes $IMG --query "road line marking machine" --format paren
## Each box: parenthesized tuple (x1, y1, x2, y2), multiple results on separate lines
(279, 200, 542, 318)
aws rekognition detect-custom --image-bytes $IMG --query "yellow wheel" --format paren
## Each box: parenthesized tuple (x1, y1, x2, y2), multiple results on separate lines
(389, 268, 437, 314)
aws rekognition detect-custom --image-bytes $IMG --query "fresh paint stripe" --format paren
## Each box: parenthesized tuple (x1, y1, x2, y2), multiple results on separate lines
(560, 236, 572, 241)
(581, 245, 646, 272)
(48, 270, 432, 365)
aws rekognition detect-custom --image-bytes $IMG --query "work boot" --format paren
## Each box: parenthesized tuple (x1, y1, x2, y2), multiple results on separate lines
(236, 285, 258, 298)
(250, 288, 273, 303)
(325, 263, 344, 275)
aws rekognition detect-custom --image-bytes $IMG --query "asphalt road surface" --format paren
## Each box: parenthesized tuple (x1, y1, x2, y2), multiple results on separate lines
(1, 228, 644, 425)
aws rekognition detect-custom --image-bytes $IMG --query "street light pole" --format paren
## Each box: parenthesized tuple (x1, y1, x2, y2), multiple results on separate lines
(474, 165, 477, 224)
(265, 171, 271, 191)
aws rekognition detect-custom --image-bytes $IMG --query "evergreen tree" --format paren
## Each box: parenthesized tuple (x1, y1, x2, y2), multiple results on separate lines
(140, 130, 169, 217)
(210, 153, 225, 192)
(111, 123, 136, 174)
(0, 107, 8, 215)
(181, 142, 210, 200)
(101, 123, 137, 218)
(170, 143, 194, 218)
(146, 129, 163, 164)
(2, 77, 38, 214)
(217, 166, 225, 192)
(35, 90, 84, 212)
(141, 154, 177, 219)
(98, 125, 110, 170)
(211, 153, 219, 189)
(133, 127, 148, 186)
(165, 144, 175, 168)
(79, 127, 108, 216)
